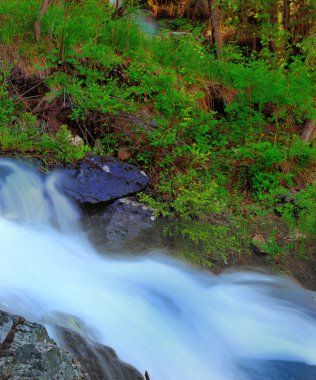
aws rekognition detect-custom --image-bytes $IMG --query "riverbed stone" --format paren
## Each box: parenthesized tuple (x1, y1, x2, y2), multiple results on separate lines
(0, 310, 85, 380)
(57, 156, 149, 204)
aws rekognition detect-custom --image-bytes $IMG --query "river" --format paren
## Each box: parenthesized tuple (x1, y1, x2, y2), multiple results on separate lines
(0, 159, 316, 380)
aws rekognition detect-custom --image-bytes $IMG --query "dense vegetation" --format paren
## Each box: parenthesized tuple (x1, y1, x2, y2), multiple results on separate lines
(0, 0, 315, 268)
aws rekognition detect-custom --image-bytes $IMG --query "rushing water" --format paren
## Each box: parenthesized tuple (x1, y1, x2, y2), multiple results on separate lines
(0, 159, 316, 380)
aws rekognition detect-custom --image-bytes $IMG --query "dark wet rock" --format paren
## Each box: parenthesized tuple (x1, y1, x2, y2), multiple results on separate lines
(240, 359, 316, 380)
(55, 327, 144, 380)
(84, 197, 162, 252)
(57, 156, 149, 204)
(0, 310, 84, 380)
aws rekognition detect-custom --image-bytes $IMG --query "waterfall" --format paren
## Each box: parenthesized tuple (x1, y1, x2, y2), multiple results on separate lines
(0, 159, 316, 380)
(0, 159, 80, 231)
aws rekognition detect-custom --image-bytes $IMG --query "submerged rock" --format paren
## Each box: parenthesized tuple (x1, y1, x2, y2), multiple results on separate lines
(240, 359, 316, 380)
(58, 156, 149, 204)
(0, 310, 84, 380)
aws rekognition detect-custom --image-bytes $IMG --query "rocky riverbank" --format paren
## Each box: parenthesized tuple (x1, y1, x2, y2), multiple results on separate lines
(0, 310, 85, 380)
(0, 309, 145, 380)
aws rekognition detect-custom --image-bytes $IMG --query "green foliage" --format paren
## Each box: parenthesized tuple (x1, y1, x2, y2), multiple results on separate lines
(274, 183, 316, 257)
(0, 0, 38, 43)
(0, 111, 42, 151)
(139, 169, 239, 262)
(99, 132, 119, 156)
(54, 125, 90, 163)
(295, 183, 316, 236)
(0, 67, 15, 127)
(256, 235, 283, 258)
(0, 110, 89, 163)
(167, 220, 239, 266)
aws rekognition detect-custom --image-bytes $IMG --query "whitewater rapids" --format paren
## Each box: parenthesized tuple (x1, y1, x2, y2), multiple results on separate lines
(0, 159, 315, 380)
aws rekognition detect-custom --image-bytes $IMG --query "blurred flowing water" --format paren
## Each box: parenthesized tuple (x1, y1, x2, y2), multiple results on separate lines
(0, 159, 316, 380)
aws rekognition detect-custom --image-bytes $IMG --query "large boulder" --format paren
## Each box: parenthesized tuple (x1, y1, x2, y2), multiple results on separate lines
(84, 197, 161, 252)
(0, 310, 85, 380)
(57, 156, 149, 204)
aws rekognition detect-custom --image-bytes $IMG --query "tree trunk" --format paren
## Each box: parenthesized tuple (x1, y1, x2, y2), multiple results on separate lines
(282, 0, 291, 31)
(208, 0, 223, 59)
(269, 1, 279, 52)
(34, 0, 50, 41)
(269, 1, 278, 25)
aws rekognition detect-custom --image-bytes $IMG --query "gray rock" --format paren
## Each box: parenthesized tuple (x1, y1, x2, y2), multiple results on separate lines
(0, 316, 13, 344)
(0, 310, 84, 380)
(43, 311, 144, 380)
(84, 197, 161, 252)
(54, 326, 144, 380)
(57, 156, 149, 204)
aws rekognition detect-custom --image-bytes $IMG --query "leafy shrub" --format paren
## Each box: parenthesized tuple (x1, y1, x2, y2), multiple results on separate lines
(54, 125, 89, 163)
(0, 68, 15, 128)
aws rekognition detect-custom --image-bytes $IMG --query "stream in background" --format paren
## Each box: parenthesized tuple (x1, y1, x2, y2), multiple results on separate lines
(0, 159, 316, 380)
(109, 0, 162, 35)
